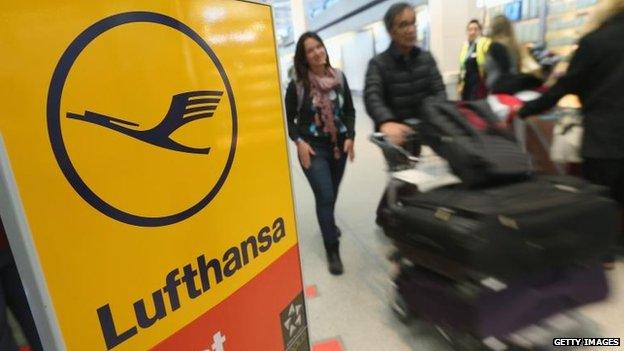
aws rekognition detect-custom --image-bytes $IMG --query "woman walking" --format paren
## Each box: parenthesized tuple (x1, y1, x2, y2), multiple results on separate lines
(285, 32, 356, 275)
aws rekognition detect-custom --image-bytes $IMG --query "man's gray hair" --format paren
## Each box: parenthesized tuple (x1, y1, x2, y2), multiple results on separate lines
(384, 2, 414, 32)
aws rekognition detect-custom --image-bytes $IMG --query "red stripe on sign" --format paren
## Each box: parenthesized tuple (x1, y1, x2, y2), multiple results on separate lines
(150, 245, 308, 351)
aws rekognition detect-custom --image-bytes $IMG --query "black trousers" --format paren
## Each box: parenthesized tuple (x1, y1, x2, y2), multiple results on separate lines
(583, 158, 624, 261)
(301, 138, 347, 249)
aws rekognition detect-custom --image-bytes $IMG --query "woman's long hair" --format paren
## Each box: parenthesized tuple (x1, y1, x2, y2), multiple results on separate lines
(489, 15, 523, 72)
(293, 32, 332, 89)
(585, 0, 624, 33)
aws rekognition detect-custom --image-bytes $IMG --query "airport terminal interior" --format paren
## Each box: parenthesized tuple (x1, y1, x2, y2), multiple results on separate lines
(292, 98, 624, 351)
(2, 0, 624, 350)
(280, 0, 624, 349)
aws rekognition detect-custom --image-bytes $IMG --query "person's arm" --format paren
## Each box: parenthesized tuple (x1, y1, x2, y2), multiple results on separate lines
(284, 80, 301, 141)
(519, 37, 594, 117)
(340, 73, 356, 139)
(364, 59, 397, 127)
(426, 53, 448, 100)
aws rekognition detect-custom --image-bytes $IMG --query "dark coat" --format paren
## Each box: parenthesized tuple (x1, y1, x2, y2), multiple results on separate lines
(520, 13, 624, 159)
(364, 43, 447, 128)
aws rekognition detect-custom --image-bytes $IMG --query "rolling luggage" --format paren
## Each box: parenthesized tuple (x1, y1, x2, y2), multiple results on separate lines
(381, 175, 618, 281)
(420, 100, 532, 188)
(396, 263, 608, 338)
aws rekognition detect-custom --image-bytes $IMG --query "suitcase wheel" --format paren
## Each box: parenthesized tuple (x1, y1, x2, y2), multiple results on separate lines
(390, 291, 413, 324)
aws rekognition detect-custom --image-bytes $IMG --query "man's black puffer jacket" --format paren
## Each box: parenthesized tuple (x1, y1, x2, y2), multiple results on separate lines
(364, 43, 447, 129)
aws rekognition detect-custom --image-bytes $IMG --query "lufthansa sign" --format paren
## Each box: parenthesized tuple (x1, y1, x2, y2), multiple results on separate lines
(0, 1, 308, 350)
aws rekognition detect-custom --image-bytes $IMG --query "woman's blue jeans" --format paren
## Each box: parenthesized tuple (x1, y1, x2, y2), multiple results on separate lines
(301, 138, 347, 249)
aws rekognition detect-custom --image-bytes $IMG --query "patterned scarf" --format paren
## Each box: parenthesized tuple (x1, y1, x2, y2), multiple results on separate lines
(309, 68, 341, 159)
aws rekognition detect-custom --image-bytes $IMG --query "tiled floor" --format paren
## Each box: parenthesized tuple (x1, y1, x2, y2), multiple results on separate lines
(290, 97, 624, 351)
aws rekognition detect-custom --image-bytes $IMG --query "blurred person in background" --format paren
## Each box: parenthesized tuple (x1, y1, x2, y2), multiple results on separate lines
(485, 15, 542, 94)
(1, 218, 43, 351)
(519, 0, 624, 270)
(285, 32, 356, 275)
(364, 2, 447, 147)
(458, 19, 490, 101)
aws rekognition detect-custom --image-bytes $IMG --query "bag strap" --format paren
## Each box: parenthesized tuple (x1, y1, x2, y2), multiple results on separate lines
(335, 68, 344, 89)
(295, 81, 305, 113)
(433, 102, 481, 138)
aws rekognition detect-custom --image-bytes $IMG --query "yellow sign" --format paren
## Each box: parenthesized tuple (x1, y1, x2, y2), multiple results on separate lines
(0, 1, 306, 350)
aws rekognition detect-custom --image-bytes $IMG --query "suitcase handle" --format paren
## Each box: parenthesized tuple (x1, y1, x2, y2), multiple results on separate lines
(370, 133, 420, 172)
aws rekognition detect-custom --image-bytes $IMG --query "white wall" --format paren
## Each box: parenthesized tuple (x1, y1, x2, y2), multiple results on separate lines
(429, 0, 480, 73)
(290, 0, 307, 39)
(428, 0, 481, 99)
(340, 30, 375, 91)
(325, 37, 345, 70)
(370, 21, 390, 55)
(279, 53, 294, 87)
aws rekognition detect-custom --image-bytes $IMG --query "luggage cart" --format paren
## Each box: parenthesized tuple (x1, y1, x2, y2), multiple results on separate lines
(369, 129, 606, 351)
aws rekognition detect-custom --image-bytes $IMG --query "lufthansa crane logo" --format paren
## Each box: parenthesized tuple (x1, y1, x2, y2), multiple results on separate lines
(66, 90, 224, 154)
(47, 12, 238, 227)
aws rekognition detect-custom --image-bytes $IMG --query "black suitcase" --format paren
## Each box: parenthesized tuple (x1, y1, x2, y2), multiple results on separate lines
(420, 100, 532, 188)
(382, 175, 619, 280)
(396, 262, 608, 338)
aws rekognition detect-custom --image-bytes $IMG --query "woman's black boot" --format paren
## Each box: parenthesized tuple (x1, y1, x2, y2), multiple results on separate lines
(325, 241, 343, 275)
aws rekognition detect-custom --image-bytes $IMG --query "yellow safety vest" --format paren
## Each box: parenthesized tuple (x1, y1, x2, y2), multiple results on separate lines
(459, 36, 491, 79)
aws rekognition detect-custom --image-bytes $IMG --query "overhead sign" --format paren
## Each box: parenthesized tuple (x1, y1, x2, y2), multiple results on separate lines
(0, 1, 308, 350)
